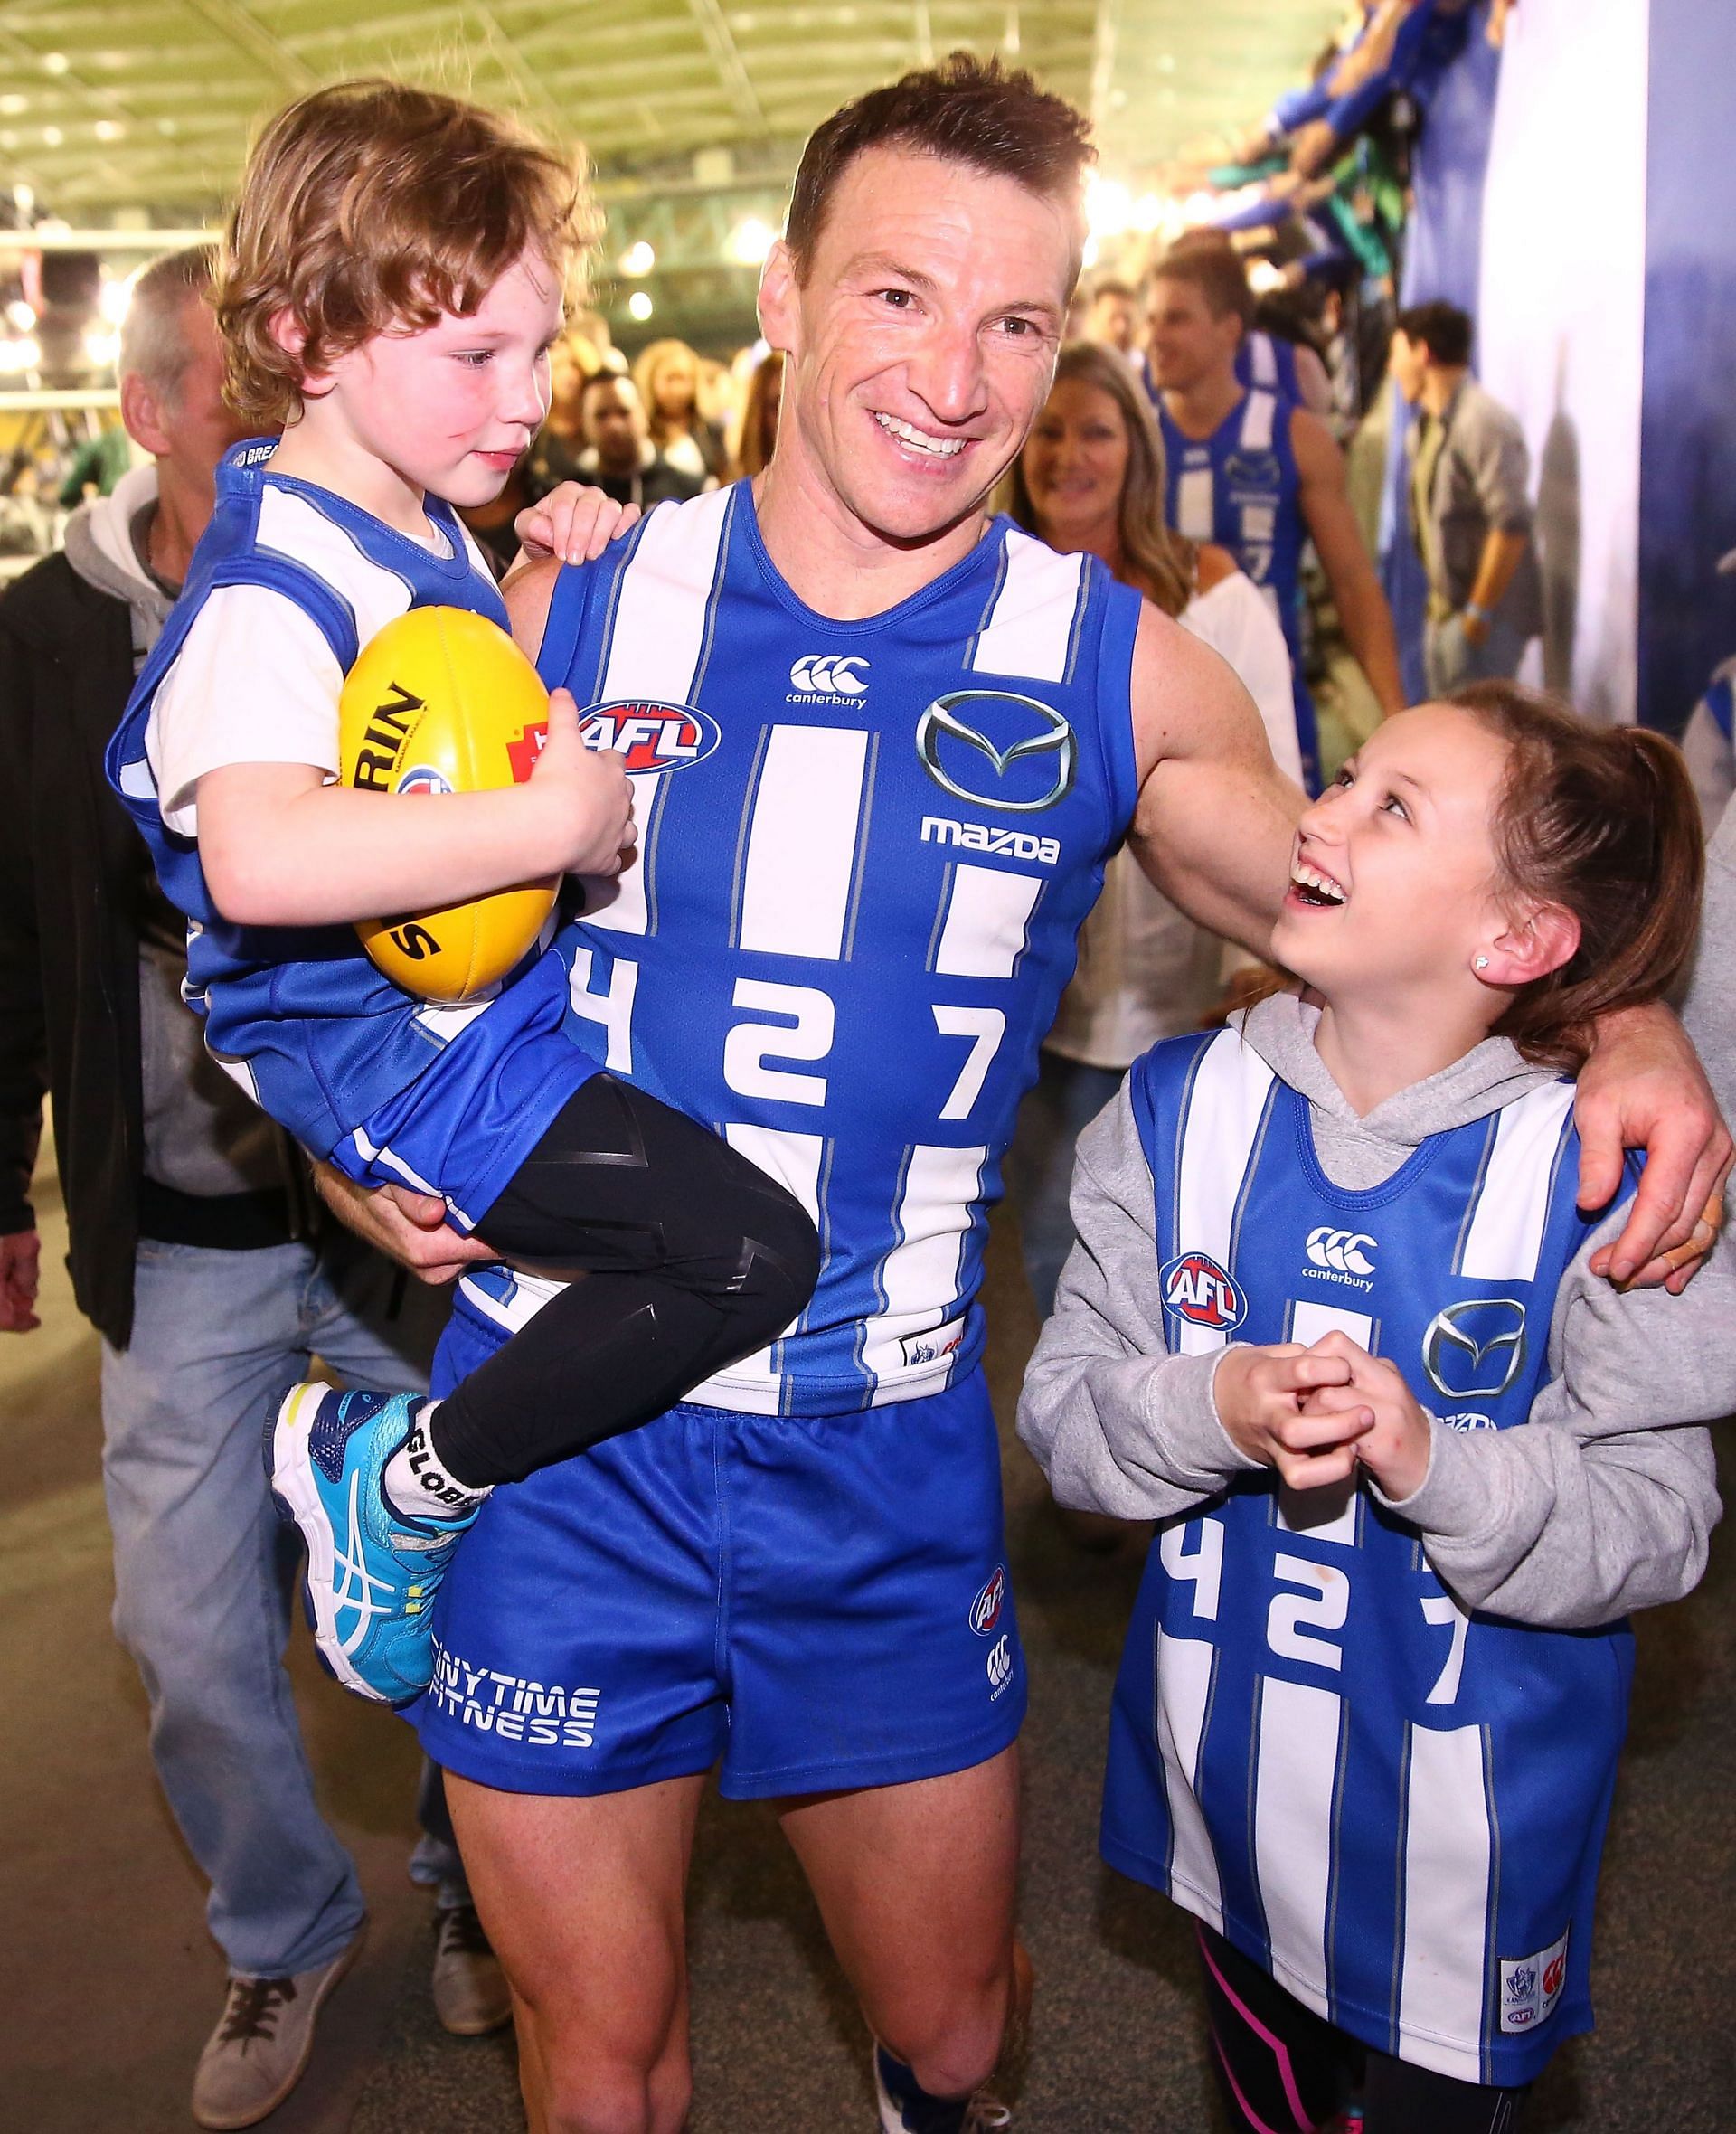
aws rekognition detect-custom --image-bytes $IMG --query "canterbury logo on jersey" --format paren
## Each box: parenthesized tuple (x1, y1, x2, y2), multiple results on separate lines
(578, 700, 722, 773)
(914, 690, 1077, 813)
(788, 654, 869, 695)
(920, 816, 1061, 865)
(1305, 1227, 1377, 1278)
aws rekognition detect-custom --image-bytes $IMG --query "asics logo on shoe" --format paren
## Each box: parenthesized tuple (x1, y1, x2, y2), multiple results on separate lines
(333, 1471, 396, 1656)
(788, 654, 869, 696)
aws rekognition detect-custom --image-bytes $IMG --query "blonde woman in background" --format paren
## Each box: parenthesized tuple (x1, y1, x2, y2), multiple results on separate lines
(632, 336, 727, 485)
(731, 348, 785, 479)
(1005, 340, 1302, 1317)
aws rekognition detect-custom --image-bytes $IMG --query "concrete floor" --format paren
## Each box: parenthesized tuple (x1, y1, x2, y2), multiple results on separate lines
(5, 1145, 1733, 2132)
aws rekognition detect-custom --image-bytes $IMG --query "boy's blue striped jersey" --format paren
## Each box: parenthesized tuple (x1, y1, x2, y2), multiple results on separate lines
(1103, 1026, 1633, 2086)
(1158, 389, 1319, 793)
(105, 439, 593, 1229)
(454, 482, 1144, 1414)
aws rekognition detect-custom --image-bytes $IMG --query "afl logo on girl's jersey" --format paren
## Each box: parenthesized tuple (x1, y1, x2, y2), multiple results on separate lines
(579, 700, 722, 774)
(1160, 1251, 1247, 1331)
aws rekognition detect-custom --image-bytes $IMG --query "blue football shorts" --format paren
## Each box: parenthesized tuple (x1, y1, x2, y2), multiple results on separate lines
(409, 1294, 1026, 1799)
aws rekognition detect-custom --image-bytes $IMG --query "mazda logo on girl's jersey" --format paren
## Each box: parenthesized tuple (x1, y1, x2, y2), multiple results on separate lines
(914, 689, 1077, 813)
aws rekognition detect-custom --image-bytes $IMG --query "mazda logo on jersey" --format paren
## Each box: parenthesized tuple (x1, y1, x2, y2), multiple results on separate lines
(1224, 450, 1283, 495)
(1160, 1251, 1247, 1332)
(578, 700, 721, 774)
(1421, 1298, 1528, 1400)
(914, 690, 1076, 813)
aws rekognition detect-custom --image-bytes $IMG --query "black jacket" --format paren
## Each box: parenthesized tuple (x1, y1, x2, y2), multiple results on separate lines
(0, 552, 152, 1346)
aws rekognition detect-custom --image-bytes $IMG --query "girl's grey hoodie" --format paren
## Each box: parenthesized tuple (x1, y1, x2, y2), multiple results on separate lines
(1017, 992, 1730, 1628)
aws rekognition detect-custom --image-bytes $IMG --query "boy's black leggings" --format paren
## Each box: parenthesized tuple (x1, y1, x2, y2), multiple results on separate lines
(428, 1073, 820, 1489)
(1199, 1925, 1533, 2134)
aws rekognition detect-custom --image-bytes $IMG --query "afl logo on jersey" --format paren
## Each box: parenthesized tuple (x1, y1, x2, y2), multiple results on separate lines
(915, 690, 1076, 813)
(970, 1564, 1007, 1637)
(1160, 1251, 1247, 1331)
(578, 700, 721, 774)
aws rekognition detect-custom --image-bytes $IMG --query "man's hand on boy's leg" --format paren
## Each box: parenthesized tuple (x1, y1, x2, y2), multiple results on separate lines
(1575, 1000, 1731, 1290)
(510, 482, 640, 572)
(310, 1164, 495, 1286)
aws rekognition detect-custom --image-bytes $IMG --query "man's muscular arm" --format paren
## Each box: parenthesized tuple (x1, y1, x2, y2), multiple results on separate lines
(505, 552, 561, 662)
(1125, 600, 1304, 958)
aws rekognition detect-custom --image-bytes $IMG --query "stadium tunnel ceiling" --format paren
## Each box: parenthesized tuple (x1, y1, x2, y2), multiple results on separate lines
(0, 1, 1344, 338)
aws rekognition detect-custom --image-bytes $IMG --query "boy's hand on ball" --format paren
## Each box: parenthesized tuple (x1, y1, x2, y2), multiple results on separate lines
(512, 482, 641, 568)
(1213, 1342, 1368, 1489)
(1295, 1331, 1434, 1502)
(530, 687, 636, 876)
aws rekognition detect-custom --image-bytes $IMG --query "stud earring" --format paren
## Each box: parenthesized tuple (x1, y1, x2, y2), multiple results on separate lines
(1474, 955, 1491, 971)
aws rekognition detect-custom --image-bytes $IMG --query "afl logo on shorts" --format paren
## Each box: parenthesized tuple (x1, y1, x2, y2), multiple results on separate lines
(970, 1564, 1007, 1637)
(1160, 1251, 1246, 1332)
(579, 700, 721, 774)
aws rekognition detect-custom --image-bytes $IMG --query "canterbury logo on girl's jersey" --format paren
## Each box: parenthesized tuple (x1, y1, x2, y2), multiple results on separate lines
(788, 654, 870, 695)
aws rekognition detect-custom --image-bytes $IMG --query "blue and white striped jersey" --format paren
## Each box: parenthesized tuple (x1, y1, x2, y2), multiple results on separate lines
(1159, 389, 1319, 793)
(105, 439, 592, 1230)
(1103, 1026, 1633, 2086)
(1236, 329, 1302, 405)
(452, 483, 1144, 1414)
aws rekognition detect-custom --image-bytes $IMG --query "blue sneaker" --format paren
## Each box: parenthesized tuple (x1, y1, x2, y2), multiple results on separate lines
(267, 1384, 478, 1707)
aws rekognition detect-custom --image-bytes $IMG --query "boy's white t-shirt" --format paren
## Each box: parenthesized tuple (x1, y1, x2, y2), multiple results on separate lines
(146, 482, 496, 836)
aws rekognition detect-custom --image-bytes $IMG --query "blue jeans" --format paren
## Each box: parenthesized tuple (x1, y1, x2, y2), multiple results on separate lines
(99, 1227, 458, 1976)
(1004, 1052, 1127, 1321)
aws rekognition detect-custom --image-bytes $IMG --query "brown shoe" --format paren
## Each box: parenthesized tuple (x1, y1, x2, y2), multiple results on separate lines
(192, 1929, 364, 2129)
(431, 1902, 513, 2036)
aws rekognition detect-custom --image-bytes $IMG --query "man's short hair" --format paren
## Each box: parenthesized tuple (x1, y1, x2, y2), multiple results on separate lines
(118, 244, 216, 406)
(1151, 242, 1255, 332)
(1090, 278, 1136, 307)
(580, 369, 635, 413)
(1395, 300, 1474, 368)
(784, 52, 1094, 284)
(216, 79, 591, 428)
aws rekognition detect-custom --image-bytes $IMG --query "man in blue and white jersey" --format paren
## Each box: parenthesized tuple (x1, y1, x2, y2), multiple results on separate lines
(1147, 242, 1407, 792)
(319, 55, 1731, 2134)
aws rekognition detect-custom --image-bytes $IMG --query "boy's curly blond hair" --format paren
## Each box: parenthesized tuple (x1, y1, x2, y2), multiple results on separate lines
(216, 79, 594, 428)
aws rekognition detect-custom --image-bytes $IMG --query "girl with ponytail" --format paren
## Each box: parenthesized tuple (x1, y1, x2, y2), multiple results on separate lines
(1021, 685, 1731, 2133)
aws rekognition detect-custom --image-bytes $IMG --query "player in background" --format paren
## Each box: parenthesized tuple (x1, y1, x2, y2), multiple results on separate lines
(319, 58, 1729, 2134)
(1146, 241, 1406, 793)
(1020, 688, 1731, 2130)
(106, 81, 818, 1709)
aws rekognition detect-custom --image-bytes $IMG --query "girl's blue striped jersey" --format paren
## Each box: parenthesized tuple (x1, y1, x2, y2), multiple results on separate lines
(1160, 387, 1320, 795)
(105, 439, 598, 1231)
(453, 481, 1144, 1415)
(1104, 1025, 1633, 2087)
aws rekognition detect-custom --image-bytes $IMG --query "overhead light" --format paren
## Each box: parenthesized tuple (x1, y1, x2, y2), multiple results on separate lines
(627, 290, 653, 323)
(5, 299, 35, 331)
(42, 125, 64, 147)
(0, 336, 42, 375)
(94, 118, 125, 142)
(727, 216, 775, 267)
(1081, 235, 1100, 270)
(42, 51, 70, 75)
(1248, 259, 1288, 296)
(99, 273, 135, 325)
(619, 240, 656, 278)
(0, 93, 27, 117)
(83, 326, 119, 369)
(1085, 176, 1132, 240)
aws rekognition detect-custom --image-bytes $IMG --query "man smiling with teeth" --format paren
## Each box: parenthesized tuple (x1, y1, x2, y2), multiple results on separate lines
(343, 53, 1731, 2134)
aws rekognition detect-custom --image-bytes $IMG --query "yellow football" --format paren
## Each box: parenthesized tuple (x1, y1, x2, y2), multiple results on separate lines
(338, 606, 559, 1003)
